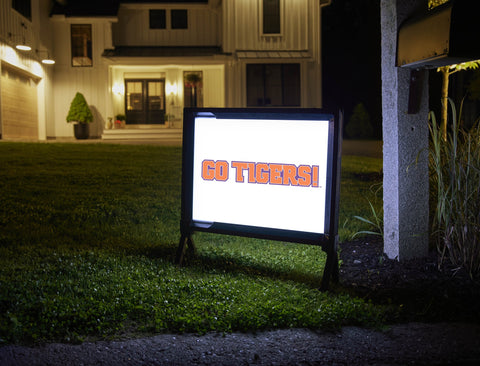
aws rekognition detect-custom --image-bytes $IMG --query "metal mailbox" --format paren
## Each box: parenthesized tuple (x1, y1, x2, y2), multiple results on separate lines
(397, 0, 480, 68)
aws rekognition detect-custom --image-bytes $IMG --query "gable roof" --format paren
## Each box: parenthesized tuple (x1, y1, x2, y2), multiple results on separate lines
(50, 0, 209, 17)
(50, 0, 120, 17)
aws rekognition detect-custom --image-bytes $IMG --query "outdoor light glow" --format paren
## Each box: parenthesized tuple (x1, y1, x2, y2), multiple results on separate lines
(4, 46, 19, 65)
(166, 82, 178, 95)
(16, 44, 31, 51)
(191, 117, 330, 234)
(112, 83, 124, 95)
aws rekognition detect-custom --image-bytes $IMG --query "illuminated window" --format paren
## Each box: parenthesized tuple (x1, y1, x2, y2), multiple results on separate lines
(184, 71, 203, 107)
(71, 25, 92, 67)
(125, 79, 166, 124)
(150, 9, 166, 29)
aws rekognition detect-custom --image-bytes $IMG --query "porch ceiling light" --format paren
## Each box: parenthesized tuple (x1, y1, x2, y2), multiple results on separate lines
(9, 23, 31, 51)
(36, 49, 55, 64)
(16, 42, 31, 51)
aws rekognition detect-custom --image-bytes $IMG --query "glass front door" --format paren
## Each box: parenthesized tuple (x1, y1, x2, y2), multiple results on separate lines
(125, 79, 165, 124)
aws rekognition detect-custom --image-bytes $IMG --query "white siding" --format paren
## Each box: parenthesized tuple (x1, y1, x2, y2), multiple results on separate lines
(223, 0, 312, 52)
(51, 20, 110, 137)
(0, 0, 55, 140)
(113, 5, 220, 46)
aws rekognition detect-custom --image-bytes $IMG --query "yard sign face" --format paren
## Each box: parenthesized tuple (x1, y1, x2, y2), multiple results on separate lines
(180, 108, 339, 246)
(192, 117, 330, 235)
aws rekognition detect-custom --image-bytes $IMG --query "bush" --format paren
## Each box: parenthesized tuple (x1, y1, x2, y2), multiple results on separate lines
(345, 103, 374, 139)
(429, 99, 480, 279)
(66, 92, 93, 124)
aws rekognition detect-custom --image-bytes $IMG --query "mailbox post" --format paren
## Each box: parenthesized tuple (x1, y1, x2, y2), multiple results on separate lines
(381, 0, 480, 261)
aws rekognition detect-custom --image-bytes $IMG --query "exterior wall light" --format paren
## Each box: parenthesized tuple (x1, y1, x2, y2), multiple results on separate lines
(112, 83, 125, 95)
(37, 49, 55, 64)
(167, 82, 178, 95)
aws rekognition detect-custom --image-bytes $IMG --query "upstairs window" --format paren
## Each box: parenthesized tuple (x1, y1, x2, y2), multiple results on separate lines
(150, 9, 166, 29)
(12, 0, 31, 20)
(171, 9, 188, 29)
(71, 24, 92, 67)
(263, 0, 281, 34)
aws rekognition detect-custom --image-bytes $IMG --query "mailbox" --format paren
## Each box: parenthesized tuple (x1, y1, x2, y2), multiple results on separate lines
(397, 0, 480, 68)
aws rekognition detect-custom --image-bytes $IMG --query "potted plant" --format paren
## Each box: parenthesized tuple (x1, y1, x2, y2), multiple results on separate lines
(66, 92, 93, 139)
(115, 114, 126, 128)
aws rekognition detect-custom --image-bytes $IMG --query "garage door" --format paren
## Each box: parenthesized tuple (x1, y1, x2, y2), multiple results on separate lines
(1, 65, 38, 140)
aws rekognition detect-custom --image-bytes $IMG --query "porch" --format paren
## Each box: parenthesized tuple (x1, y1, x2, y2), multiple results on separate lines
(101, 124, 182, 144)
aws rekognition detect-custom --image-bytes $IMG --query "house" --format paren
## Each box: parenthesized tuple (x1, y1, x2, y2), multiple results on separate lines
(0, 0, 331, 141)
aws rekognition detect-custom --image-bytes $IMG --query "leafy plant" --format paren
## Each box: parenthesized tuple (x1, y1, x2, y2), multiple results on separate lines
(429, 98, 480, 278)
(351, 183, 383, 239)
(66, 92, 93, 124)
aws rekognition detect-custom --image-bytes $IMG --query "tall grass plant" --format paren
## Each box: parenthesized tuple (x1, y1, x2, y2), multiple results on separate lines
(429, 99, 480, 278)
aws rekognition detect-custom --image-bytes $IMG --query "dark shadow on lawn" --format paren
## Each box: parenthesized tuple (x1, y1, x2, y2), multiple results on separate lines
(182, 250, 323, 289)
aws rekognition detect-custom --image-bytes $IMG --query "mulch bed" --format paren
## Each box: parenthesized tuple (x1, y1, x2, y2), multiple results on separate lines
(338, 236, 480, 323)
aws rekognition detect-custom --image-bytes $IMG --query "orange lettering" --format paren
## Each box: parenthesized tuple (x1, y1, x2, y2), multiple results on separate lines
(256, 163, 269, 184)
(231, 161, 248, 182)
(269, 164, 283, 185)
(297, 165, 312, 186)
(215, 161, 229, 181)
(312, 165, 319, 187)
(282, 164, 298, 186)
(202, 160, 215, 180)
(247, 162, 256, 183)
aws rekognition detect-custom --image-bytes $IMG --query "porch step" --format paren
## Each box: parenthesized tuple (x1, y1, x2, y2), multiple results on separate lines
(102, 127, 182, 142)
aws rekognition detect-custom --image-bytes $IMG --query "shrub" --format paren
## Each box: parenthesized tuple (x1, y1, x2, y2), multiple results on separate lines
(429, 99, 480, 279)
(66, 92, 93, 124)
(345, 103, 374, 139)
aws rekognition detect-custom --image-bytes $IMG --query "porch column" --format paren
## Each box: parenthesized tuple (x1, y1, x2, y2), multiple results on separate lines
(381, 0, 429, 260)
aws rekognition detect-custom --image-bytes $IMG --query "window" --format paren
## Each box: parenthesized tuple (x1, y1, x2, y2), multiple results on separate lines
(184, 71, 203, 108)
(171, 9, 188, 29)
(12, 0, 31, 20)
(71, 25, 92, 67)
(125, 79, 166, 125)
(149, 9, 166, 29)
(246, 64, 300, 107)
(263, 0, 280, 34)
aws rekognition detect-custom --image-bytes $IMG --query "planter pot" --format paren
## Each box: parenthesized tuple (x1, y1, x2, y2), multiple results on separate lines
(74, 124, 89, 140)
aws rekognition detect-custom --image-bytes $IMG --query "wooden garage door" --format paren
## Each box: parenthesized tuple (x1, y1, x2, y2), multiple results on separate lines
(1, 65, 38, 140)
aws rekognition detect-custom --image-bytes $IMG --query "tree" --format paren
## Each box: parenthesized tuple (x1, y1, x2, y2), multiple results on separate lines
(66, 92, 93, 124)
(437, 61, 480, 140)
(428, 0, 449, 9)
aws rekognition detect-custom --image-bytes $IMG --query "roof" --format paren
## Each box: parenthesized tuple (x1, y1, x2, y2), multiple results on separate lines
(236, 51, 312, 59)
(102, 46, 226, 58)
(50, 0, 208, 17)
(50, 0, 120, 17)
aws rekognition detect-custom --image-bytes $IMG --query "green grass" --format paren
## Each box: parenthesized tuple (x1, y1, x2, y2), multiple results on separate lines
(0, 142, 384, 344)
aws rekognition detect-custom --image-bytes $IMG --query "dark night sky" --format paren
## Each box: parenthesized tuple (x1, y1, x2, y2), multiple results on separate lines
(322, 0, 382, 139)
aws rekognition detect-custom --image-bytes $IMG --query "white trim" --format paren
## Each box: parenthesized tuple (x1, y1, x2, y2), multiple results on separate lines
(50, 15, 118, 23)
(259, 0, 285, 38)
(121, 3, 208, 10)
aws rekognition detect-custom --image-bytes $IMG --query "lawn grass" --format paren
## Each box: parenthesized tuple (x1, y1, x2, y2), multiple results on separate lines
(0, 142, 384, 344)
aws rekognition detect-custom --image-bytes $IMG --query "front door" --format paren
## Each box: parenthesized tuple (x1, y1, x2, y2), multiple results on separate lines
(125, 79, 165, 124)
